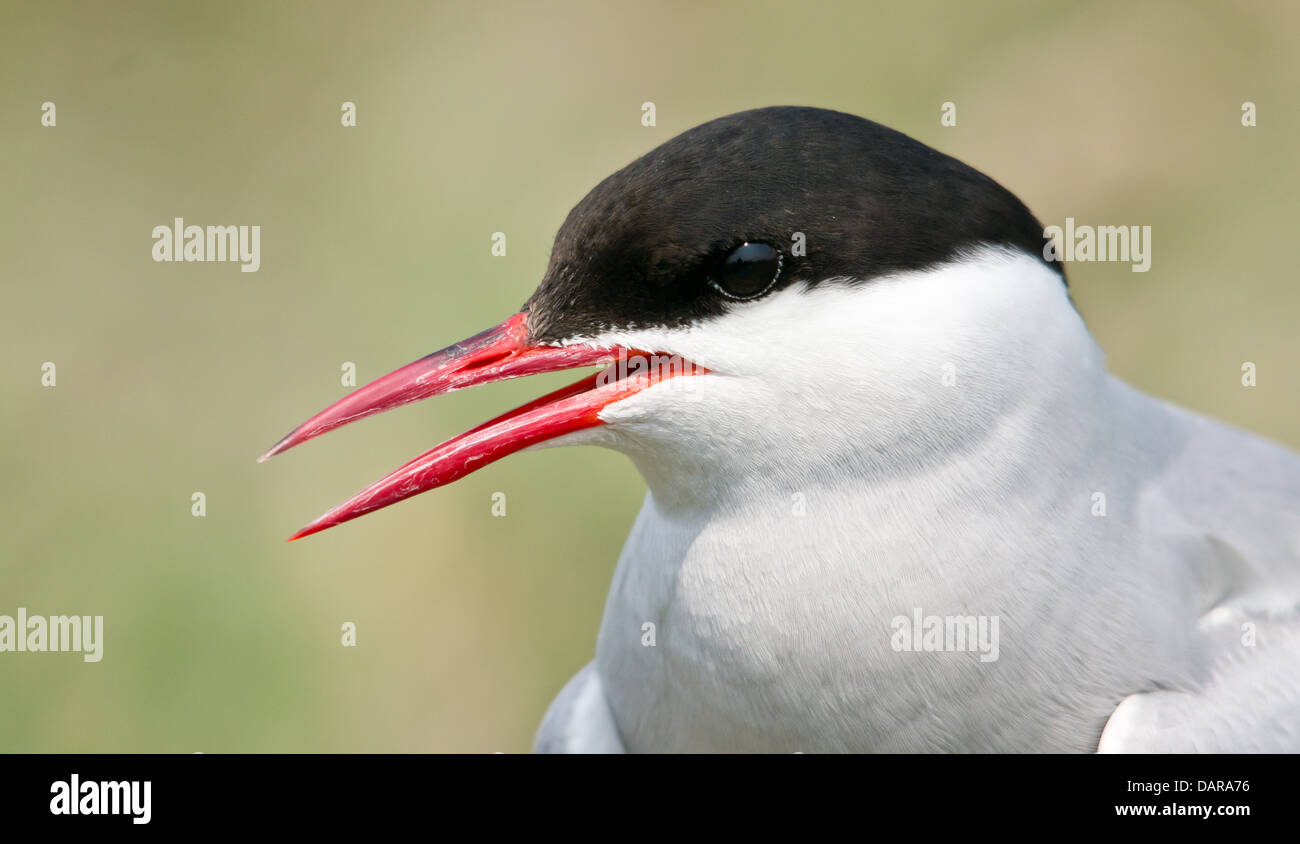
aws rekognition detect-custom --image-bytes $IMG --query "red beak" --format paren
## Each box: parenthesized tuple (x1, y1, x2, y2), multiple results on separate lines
(260, 312, 701, 540)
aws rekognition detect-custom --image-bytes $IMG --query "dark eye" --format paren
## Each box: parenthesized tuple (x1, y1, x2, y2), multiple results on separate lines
(708, 242, 782, 300)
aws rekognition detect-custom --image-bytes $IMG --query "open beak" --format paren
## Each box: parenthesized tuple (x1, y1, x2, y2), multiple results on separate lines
(260, 311, 701, 540)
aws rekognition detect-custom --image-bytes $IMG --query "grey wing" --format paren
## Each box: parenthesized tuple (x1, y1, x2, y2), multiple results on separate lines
(1099, 612, 1300, 752)
(1100, 385, 1300, 752)
(534, 661, 626, 753)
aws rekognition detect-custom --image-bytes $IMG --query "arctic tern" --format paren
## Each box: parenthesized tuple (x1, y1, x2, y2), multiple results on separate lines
(262, 107, 1300, 753)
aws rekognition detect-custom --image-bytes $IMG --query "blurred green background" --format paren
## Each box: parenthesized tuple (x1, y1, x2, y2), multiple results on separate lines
(1, 0, 1296, 751)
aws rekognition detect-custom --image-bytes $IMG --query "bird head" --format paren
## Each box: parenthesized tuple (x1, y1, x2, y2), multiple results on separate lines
(261, 106, 1077, 538)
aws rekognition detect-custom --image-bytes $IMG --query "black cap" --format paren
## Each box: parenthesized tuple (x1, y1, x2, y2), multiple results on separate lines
(526, 106, 1061, 342)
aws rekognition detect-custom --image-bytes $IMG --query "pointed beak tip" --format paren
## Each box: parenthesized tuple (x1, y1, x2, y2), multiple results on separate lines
(259, 434, 295, 463)
(286, 525, 315, 542)
(287, 510, 340, 541)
